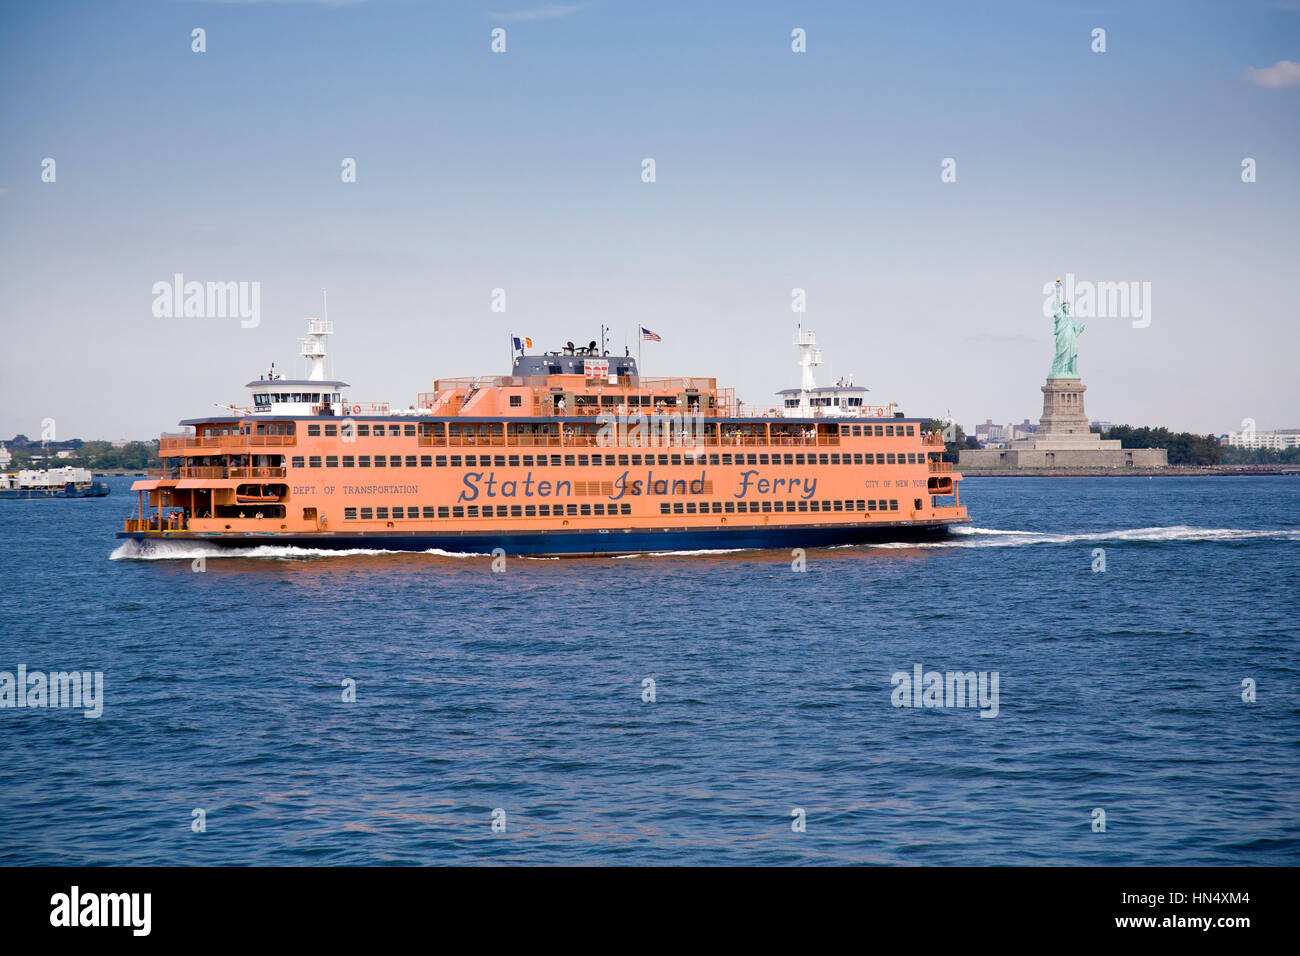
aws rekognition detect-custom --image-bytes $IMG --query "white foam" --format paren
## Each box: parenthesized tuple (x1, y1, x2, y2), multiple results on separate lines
(867, 525, 1300, 550)
(110, 539, 485, 561)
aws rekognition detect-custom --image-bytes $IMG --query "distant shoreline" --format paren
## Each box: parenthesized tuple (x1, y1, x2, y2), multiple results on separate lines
(961, 465, 1300, 478)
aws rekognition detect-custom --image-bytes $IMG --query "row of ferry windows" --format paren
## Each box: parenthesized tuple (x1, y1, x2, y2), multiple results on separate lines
(843, 424, 914, 437)
(340, 499, 898, 520)
(307, 423, 414, 437)
(658, 498, 897, 515)
(344, 503, 635, 520)
(292, 451, 929, 468)
(302, 423, 915, 438)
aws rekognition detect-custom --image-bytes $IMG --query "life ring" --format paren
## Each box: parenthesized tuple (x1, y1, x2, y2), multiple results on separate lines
(352, 405, 361, 414)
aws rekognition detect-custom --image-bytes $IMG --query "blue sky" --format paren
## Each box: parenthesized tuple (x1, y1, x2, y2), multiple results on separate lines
(1, 0, 1297, 440)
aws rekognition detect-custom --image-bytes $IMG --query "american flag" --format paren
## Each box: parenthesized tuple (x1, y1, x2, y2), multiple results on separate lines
(641, 327, 661, 342)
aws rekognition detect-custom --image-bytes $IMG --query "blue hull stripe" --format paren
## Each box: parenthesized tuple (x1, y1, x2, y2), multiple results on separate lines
(115, 521, 962, 556)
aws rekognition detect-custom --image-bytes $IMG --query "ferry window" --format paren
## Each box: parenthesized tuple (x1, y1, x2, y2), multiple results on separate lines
(534, 456, 547, 467)
(450, 456, 462, 467)
(761, 501, 772, 513)
(343, 456, 355, 467)
(830, 454, 840, 465)
(721, 454, 732, 465)
(438, 506, 450, 518)
(390, 456, 401, 467)
(452, 506, 464, 518)
(564, 455, 575, 466)
(291, 456, 305, 468)
(357, 424, 370, 437)
(672, 503, 683, 514)
(522, 455, 534, 467)
(660, 503, 671, 515)
(621, 504, 631, 515)
(325, 424, 337, 437)
(808, 500, 819, 512)
(657, 455, 669, 466)
(794, 454, 805, 465)
(798, 501, 808, 512)
(376, 507, 389, 519)
(724, 502, 735, 513)
(356, 456, 369, 467)
(344, 507, 357, 520)
(833, 500, 843, 511)
(887, 453, 896, 465)
(619, 455, 630, 466)
(856, 500, 865, 510)
(759, 454, 769, 465)
(548, 455, 560, 466)
(374, 456, 386, 468)
(780, 454, 791, 465)
(593, 503, 605, 515)
(308, 425, 321, 437)
(670, 455, 681, 466)
(774, 501, 784, 512)
(685, 502, 696, 514)
(853, 454, 862, 464)
(631, 454, 643, 466)
(404, 425, 416, 437)
(853, 426, 862, 436)
(526, 505, 537, 516)
(420, 456, 431, 467)
(309, 456, 322, 468)
(906, 426, 914, 436)
(578, 455, 589, 466)
(890, 500, 899, 511)
(509, 395, 522, 407)
(406, 456, 417, 467)
(360, 507, 373, 519)
(326, 456, 338, 468)
(392, 507, 404, 518)
(538, 505, 549, 517)
(747, 454, 757, 465)
(885, 425, 895, 436)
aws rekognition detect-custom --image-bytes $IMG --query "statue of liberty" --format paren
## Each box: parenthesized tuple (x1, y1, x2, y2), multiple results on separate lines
(1049, 277, 1084, 378)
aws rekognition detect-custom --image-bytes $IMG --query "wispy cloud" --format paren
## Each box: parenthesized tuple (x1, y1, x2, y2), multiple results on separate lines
(1244, 59, 1300, 87)
(192, 1, 368, 7)
(489, 3, 588, 23)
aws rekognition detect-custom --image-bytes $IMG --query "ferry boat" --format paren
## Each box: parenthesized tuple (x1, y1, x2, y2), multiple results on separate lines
(2, 466, 110, 499)
(117, 318, 968, 555)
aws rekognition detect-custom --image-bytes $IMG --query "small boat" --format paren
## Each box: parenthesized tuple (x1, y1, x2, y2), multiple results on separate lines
(1, 467, 110, 500)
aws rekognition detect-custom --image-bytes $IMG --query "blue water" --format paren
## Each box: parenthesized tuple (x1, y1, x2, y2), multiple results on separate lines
(0, 475, 1297, 865)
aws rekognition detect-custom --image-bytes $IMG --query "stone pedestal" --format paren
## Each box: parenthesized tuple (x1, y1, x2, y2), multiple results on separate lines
(959, 374, 1168, 469)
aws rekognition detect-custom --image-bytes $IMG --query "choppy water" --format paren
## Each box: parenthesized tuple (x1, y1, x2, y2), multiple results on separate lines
(1, 475, 1297, 865)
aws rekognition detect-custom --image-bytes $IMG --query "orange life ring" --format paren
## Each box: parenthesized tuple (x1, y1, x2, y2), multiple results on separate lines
(352, 405, 361, 414)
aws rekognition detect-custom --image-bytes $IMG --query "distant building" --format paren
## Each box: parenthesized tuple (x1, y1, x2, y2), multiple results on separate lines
(55, 450, 75, 459)
(0, 444, 10, 469)
(1011, 419, 1038, 441)
(1223, 428, 1300, 450)
(1090, 420, 1114, 432)
(973, 419, 1011, 446)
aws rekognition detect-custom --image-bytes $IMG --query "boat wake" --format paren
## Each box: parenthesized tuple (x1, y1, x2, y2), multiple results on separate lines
(873, 525, 1300, 549)
(108, 525, 1297, 562)
(109, 540, 484, 561)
